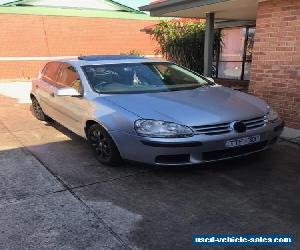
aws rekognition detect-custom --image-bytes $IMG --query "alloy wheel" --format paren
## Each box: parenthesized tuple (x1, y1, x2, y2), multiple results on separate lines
(89, 128, 112, 162)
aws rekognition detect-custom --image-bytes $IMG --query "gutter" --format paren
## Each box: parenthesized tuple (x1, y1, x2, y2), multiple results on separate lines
(140, 0, 232, 14)
(140, 0, 187, 11)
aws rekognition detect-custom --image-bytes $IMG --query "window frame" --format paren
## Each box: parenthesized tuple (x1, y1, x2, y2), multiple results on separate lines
(214, 25, 255, 81)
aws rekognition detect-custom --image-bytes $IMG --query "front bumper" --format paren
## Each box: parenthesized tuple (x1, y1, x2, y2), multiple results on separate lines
(111, 120, 284, 166)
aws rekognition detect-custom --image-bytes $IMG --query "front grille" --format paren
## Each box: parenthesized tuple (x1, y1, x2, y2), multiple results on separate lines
(192, 116, 267, 135)
(243, 115, 267, 130)
(192, 122, 231, 135)
(202, 141, 268, 161)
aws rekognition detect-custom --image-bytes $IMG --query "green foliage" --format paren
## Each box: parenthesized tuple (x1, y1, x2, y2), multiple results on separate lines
(151, 19, 222, 74)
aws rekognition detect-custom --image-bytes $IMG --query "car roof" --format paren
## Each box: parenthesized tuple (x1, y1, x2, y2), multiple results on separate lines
(78, 55, 145, 61)
(58, 55, 168, 67)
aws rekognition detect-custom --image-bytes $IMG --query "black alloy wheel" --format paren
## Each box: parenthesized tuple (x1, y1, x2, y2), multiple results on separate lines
(88, 124, 122, 166)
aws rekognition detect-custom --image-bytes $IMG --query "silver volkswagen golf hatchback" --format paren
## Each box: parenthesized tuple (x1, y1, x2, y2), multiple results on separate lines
(31, 55, 284, 166)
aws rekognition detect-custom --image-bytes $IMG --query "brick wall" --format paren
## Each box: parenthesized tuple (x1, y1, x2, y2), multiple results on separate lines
(0, 14, 158, 79)
(249, 0, 300, 128)
(214, 79, 249, 92)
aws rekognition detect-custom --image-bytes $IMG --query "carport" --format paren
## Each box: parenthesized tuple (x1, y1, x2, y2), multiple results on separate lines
(140, 0, 300, 129)
(140, 0, 259, 77)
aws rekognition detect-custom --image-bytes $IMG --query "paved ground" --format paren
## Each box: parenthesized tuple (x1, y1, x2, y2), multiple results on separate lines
(0, 85, 299, 249)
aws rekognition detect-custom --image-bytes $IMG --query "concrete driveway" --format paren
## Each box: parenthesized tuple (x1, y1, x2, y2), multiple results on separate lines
(0, 84, 299, 250)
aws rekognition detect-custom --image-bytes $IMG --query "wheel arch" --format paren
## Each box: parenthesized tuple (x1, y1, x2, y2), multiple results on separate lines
(84, 119, 122, 158)
(85, 120, 98, 137)
(84, 120, 112, 139)
(30, 93, 37, 100)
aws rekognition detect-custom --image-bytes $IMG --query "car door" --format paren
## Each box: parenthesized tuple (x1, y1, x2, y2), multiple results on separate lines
(52, 63, 88, 135)
(36, 62, 61, 119)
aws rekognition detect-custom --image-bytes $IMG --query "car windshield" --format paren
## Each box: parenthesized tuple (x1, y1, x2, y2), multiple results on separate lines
(82, 62, 213, 94)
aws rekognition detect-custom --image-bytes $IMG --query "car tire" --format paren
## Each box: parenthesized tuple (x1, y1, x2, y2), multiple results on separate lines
(87, 123, 122, 166)
(31, 96, 48, 121)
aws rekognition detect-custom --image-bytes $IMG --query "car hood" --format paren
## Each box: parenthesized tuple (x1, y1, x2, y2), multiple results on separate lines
(103, 86, 268, 126)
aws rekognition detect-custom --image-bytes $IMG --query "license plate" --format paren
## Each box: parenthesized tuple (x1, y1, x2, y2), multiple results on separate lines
(225, 135, 260, 148)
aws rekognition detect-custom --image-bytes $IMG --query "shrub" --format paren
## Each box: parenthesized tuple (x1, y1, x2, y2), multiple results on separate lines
(151, 19, 222, 74)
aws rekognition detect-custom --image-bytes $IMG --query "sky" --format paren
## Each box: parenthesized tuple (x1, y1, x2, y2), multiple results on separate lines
(117, 0, 150, 10)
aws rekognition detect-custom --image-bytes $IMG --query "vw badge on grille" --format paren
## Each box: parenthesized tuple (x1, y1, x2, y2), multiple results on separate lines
(231, 121, 247, 133)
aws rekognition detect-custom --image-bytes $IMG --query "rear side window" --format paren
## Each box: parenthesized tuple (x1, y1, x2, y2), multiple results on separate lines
(42, 62, 61, 84)
(41, 64, 48, 75)
(57, 63, 83, 94)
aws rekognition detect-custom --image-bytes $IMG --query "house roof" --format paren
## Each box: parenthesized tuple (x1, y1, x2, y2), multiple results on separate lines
(1, 0, 139, 12)
(140, 0, 259, 21)
(0, 0, 161, 20)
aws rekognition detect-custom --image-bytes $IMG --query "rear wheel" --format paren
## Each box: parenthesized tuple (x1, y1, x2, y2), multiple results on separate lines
(87, 124, 122, 166)
(31, 96, 47, 121)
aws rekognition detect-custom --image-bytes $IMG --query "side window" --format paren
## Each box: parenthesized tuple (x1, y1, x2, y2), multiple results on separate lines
(57, 63, 83, 94)
(42, 62, 60, 85)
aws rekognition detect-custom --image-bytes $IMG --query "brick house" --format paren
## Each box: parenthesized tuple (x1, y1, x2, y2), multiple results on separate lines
(141, 0, 300, 129)
(0, 0, 159, 79)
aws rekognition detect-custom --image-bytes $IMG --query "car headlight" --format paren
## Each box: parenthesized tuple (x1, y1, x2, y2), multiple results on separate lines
(266, 106, 279, 122)
(134, 119, 194, 138)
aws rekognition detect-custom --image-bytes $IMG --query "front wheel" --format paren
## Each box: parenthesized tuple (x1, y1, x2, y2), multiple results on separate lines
(87, 124, 122, 166)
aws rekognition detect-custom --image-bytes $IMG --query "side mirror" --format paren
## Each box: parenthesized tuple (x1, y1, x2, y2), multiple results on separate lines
(55, 87, 81, 97)
(206, 77, 215, 83)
